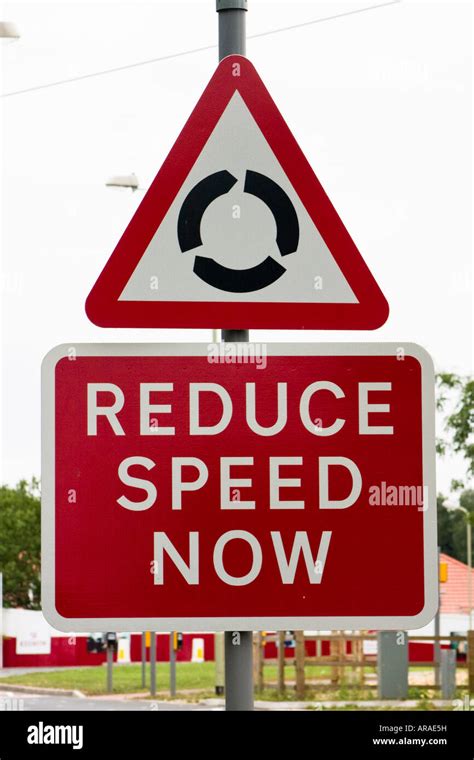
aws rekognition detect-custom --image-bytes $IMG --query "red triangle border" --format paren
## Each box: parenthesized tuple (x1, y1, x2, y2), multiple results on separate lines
(86, 55, 389, 330)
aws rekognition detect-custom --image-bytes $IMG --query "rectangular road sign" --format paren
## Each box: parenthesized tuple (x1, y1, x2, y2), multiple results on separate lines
(42, 343, 437, 632)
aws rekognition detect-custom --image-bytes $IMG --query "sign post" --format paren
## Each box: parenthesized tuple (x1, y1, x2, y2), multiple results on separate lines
(377, 631, 408, 699)
(215, 632, 225, 695)
(141, 632, 147, 688)
(150, 632, 156, 697)
(170, 633, 176, 698)
(434, 547, 441, 688)
(217, 0, 254, 716)
(0, 573, 3, 671)
(106, 633, 115, 694)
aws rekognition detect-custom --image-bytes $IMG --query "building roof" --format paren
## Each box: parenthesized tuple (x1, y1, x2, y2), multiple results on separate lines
(440, 552, 474, 614)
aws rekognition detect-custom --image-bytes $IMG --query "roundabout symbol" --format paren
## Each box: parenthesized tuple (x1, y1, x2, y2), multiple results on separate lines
(177, 169, 299, 293)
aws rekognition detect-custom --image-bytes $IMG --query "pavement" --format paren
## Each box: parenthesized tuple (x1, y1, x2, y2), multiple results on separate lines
(0, 689, 220, 711)
(203, 698, 454, 711)
(0, 667, 89, 677)
(0, 667, 457, 711)
(0, 666, 219, 710)
(0, 687, 456, 711)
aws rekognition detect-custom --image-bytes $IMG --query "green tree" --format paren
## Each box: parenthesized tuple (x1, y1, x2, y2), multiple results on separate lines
(0, 479, 41, 608)
(437, 494, 457, 558)
(437, 490, 474, 565)
(436, 373, 474, 490)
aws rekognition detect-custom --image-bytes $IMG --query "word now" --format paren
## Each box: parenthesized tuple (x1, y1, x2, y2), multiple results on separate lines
(154, 530, 332, 586)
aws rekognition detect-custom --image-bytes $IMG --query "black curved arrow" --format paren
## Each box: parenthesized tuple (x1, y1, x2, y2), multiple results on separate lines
(193, 255, 286, 293)
(244, 170, 299, 256)
(177, 170, 237, 252)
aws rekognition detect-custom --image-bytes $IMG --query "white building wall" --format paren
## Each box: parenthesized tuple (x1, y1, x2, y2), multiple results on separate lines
(409, 613, 469, 638)
(2, 608, 63, 637)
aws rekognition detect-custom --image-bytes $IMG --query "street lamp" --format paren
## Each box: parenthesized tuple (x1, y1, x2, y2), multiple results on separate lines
(105, 173, 141, 192)
(0, 22, 20, 40)
(444, 501, 473, 630)
(105, 172, 218, 344)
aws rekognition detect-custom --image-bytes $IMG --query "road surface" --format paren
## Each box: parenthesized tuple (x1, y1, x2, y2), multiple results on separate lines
(0, 689, 220, 711)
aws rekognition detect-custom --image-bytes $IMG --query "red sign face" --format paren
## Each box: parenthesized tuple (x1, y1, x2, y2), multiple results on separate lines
(42, 343, 436, 632)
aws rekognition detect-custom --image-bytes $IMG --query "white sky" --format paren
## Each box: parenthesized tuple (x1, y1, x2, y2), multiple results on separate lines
(0, 0, 472, 493)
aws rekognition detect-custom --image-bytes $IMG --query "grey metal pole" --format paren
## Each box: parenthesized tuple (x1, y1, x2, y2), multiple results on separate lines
(441, 649, 456, 700)
(224, 631, 254, 710)
(216, 0, 249, 343)
(217, 0, 253, 712)
(434, 609, 441, 688)
(377, 631, 408, 699)
(141, 632, 146, 688)
(467, 518, 472, 630)
(0, 573, 3, 670)
(106, 640, 113, 694)
(170, 632, 177, 697)
(215, 632, 225, 695)
(217, 0, 247, 59)
(434, 547, 441, 689)
(150, 632, 157, 697)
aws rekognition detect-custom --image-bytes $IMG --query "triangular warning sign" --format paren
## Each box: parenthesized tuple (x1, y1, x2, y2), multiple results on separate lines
(86, 55, 388, 330)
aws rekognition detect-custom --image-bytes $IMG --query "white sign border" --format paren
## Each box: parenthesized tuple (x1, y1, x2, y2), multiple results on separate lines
(42, 342, 437, 632)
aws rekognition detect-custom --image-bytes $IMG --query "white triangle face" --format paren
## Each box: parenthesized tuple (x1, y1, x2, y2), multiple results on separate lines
(119, 92, 358, 304)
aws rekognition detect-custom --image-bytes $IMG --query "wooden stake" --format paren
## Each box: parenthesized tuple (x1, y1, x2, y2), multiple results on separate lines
(295, 630, 305, 699)
(277, 631, 286, 695)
